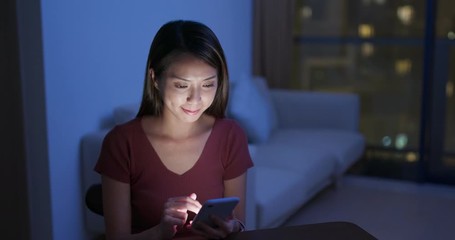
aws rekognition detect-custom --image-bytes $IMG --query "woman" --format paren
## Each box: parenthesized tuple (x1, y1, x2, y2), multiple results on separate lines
(95, 20, 254, 239)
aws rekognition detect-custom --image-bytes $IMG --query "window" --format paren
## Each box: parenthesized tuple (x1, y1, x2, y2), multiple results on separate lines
(292, 0, 455, 184)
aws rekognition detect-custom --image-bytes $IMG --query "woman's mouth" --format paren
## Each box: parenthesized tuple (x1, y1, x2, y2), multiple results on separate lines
(182, 108, 200, 115)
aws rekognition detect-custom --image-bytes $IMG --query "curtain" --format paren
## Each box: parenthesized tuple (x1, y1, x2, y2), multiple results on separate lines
(253, 0, 296, 89)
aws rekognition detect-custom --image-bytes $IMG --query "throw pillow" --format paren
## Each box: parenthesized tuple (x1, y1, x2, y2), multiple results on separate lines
(228, 74, 277, 143)
(252, 76, 278, 131)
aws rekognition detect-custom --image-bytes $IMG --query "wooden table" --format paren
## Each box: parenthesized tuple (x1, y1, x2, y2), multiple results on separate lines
(225, 221, 377, 240)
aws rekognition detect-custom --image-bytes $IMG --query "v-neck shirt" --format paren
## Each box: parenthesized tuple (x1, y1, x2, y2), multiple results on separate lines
(94, 117, 253, 234)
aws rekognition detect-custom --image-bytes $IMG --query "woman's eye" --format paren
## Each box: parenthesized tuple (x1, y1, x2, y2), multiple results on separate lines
(203, 83, 215, 88)
(175, 84, 187, 89)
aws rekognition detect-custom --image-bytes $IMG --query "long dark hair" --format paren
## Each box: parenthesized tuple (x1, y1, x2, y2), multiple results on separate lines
(136, 20, 229, 118)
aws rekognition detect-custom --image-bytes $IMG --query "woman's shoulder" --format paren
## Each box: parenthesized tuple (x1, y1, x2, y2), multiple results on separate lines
(215, 117, 238, 128)
(214, 118, 246, 135)
(106, 117, 142, 139)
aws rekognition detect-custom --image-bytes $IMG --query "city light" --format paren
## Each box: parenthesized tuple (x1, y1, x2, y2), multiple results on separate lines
(395, 134, 408, 149)
(301, 6, 312, 19)
(382, 136, 392, 147)
(397, 5, 414, 25)
(361, 43, 375, 57)
(448, 31, 455, 40)
(395, 59, 412, 76)
(405, 152, 418, 162)
(358, 24, 374, 38)
(447, 81, 454, 98)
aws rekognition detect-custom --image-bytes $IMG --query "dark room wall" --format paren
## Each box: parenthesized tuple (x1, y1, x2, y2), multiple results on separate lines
(1, 0, 30, 239)
(1, 0, 53, 239)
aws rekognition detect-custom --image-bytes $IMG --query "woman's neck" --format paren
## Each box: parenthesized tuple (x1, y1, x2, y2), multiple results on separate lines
(146, 114, 214, 141)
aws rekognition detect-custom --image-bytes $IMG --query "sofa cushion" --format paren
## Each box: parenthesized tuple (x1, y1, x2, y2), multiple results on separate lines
(254, 165, 333, 228)
(267, 129, 365, 176)
(270, 90, 360, 131)
(253, 142, 336, 175)
(228, 75, 277, 143)
(252, 143, 337, 228)
(254, 167, 305, 228)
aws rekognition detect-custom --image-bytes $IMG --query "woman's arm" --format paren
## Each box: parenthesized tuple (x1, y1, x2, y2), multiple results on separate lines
(102, 175, 201, 240)
(101, 175, 162, 240)
(223, 173, 247, 224)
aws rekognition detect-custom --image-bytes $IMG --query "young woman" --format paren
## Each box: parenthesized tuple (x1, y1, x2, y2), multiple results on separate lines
(95, 20, 254, 240)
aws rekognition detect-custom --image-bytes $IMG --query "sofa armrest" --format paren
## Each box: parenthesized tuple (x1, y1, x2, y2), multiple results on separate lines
(270, 89, 360, 131)
(244, 165, 257, 230)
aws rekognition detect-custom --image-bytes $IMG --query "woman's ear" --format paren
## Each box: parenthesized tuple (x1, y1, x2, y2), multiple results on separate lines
(149, 68, 158, 89)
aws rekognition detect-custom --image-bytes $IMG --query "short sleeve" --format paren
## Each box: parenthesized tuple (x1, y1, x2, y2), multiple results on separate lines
(94, 126, 131, 183)
(223, 120, 254, 180)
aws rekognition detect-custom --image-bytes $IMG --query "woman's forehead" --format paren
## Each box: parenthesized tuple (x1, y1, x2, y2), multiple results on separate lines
(165, 54, 217, 80)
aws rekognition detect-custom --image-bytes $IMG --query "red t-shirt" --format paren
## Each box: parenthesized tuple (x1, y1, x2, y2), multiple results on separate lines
(94, 117, 253, 236)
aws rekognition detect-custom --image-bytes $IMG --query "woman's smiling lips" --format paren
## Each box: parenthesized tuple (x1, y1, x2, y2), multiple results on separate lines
(182, 108, 200, 115)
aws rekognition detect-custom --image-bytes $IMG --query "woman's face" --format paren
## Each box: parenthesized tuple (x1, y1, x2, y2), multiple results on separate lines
(159, 54, 218, 123)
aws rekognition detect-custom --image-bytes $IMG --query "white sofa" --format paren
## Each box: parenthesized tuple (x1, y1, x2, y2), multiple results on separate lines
(80, 76, 365, 235)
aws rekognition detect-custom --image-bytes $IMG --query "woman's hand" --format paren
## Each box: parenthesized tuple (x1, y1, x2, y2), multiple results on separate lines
(159, 193, 202, 239)
(191, 215, 238, 239)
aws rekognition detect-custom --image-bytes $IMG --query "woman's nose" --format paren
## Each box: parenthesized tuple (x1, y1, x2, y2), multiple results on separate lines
(187, 87, 202, 103)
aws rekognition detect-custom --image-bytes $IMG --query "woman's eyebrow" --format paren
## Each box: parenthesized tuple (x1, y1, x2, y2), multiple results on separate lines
(172, 74, 217, 81)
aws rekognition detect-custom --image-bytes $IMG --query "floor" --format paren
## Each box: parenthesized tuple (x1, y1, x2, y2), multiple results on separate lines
(283, 174, 455, 240)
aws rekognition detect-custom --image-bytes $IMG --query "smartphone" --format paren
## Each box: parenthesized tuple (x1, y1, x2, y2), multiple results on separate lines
(192, 197, 240, 227)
